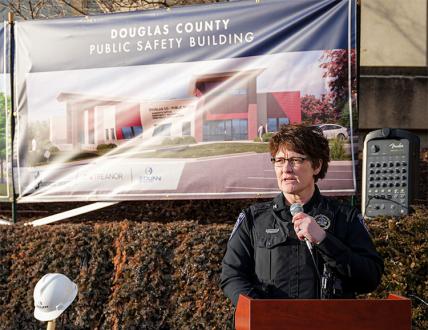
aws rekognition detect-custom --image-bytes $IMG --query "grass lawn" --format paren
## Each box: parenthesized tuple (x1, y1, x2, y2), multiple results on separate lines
(134, 142, 270, 158)
(30, 143, 270, 165)
(34, 142, 351, 166)
(0, 183, 8, 196)
(30, 140, 353, 164)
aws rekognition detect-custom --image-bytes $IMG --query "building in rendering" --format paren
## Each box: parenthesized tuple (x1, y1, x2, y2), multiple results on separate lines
(51, 70, 301, 150)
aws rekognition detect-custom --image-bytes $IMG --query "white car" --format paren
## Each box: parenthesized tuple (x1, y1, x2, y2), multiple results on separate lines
(316, 124, 349, 140)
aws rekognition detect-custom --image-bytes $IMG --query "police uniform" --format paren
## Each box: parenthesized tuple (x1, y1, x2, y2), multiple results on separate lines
(220, 186, 384, 306)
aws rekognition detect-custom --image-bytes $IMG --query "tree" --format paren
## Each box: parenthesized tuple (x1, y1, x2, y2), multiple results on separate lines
(0, 0, 228, 20)
(338, 100, 358, 128)
(302, 49, 356, 125)
(26, 120, 50, 147)
(301, 49, 357, 129)
(0, 93, 10, 184)
(301, 94, 338, 124)
(319, 49, 356, 110)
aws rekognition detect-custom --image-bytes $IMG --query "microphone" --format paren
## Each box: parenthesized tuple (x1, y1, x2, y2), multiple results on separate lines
(290, 203, 313, 251)
(290, 203, 304, 217)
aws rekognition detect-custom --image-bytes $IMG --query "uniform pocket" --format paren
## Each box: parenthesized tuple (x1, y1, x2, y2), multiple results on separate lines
(254, 230, 288, 281)
(256, 227, 288, 249)
(255, 241, 270, 280)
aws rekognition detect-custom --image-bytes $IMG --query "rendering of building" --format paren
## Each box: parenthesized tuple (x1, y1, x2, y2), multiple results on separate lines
(51, 70, 301, 150)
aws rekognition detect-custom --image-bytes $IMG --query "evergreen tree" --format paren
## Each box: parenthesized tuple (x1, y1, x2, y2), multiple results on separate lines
(0, 92, 10, 184)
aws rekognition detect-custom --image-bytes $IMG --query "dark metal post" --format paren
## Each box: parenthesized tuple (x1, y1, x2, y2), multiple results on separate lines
(8, 12, 17, 224)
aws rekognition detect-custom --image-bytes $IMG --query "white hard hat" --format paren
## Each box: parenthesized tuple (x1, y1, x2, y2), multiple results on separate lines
(33, 273, 78, 321)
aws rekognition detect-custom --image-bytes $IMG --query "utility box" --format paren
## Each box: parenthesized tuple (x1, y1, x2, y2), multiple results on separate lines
(362, 128, 420, 217)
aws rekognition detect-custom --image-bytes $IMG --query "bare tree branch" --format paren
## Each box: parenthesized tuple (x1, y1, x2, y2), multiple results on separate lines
(1, 0, 228, 20)
(60, 0, 88, 15)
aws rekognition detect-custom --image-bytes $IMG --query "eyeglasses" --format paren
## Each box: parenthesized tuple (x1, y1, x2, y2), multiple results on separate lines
(271, 156, 307, 168)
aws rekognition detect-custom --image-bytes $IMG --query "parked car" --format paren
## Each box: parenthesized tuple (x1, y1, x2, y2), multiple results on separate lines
(315, 124, 349, 140)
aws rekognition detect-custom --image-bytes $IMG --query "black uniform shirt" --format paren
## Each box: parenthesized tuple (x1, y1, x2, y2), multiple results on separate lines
(220, 186, 384, 306)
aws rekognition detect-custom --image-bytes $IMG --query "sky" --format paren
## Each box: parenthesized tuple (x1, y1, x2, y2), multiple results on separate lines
(24, 50, 329, 122)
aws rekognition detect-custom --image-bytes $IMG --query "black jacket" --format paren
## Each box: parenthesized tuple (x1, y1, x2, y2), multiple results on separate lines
(220, 187, 384, 306)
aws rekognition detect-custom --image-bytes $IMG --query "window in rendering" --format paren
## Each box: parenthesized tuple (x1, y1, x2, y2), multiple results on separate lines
(203, 119, 248, 141)
(132, 126, 143, 137)
(153, 123, 172, 137)
(182, 122, 191, 136)
(121, 126, 143, 139)
(268, 117, 289, 132)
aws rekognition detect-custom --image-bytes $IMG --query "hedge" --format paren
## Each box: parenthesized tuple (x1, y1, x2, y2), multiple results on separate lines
(0, 206, 427, 329)
(0, 221, 233, 329)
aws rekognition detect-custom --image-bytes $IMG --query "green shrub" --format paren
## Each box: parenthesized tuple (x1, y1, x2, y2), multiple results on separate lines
(48, 146, 60, 153)
(161, 137, 173, 146)
(181, 136, 196, 144)
(162, 136, 197, 146)
(96, 143, 117, 151)
(262, 132, 273, 142)
(253, 137, 262, 142)
(330, 138, 346, 160)
(69, 152, 98, 161)
(172, 137, 183, 145)
(26, 151, 44, 166)
(40, 139, 53, 150)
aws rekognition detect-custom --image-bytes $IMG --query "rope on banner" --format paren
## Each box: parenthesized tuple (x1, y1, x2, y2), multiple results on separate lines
(27, 202, 118, 226)
(348, 0, 357, 199)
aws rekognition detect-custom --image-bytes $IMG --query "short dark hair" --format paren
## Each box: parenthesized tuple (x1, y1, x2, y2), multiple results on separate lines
(269, 124, 330, 182)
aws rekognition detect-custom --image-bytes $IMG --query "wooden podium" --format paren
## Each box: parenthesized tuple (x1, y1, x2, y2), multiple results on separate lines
(235, 294, 411, 330)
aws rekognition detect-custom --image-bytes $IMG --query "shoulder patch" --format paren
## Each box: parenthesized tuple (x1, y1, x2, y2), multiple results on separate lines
(357, 213, 370, 233)
(229, 212, 246, 240)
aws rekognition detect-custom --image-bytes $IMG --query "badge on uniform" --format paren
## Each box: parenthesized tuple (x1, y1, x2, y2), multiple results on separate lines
(266, 228, 279, 234)
(229, 212, 246, 240)
(314, 214, 331, 230)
